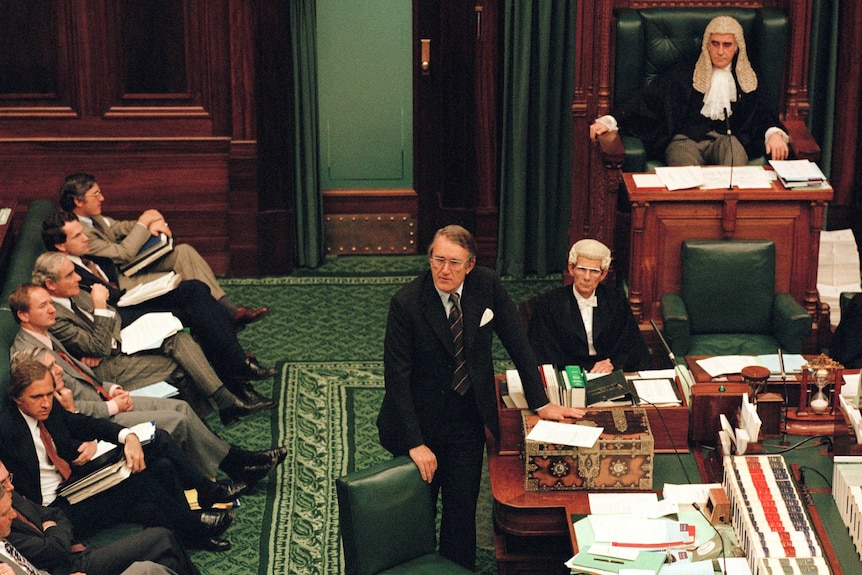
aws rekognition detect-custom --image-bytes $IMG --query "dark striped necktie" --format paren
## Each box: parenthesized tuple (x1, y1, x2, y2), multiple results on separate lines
(4, 540, 43, 575)
(449, 293, 471, 395)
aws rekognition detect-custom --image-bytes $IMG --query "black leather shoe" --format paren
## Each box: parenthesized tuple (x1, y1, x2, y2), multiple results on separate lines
(240, 383, 276, 410)
(229, 461, 277, 490)
(198, 510, 235, 539)
(198, 480, 248, 509)
(259, 445, 288, 465)
(244, 355, 277, 380)
(219, 397, 268, 426)
(197, 537, 232, 552)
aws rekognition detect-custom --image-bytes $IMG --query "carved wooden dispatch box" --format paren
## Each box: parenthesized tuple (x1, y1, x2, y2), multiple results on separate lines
(522, 409, 654, 491)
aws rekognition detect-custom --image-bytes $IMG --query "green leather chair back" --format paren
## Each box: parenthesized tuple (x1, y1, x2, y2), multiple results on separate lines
(613, 8, 787, 171)
(681, 240, 775, 336)
(336, 456, 472, 575)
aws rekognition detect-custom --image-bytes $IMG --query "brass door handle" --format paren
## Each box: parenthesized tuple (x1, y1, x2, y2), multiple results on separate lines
(421, 39, 430, 75)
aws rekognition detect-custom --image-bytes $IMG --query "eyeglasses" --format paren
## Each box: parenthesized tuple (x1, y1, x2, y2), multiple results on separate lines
(573, 265, 604, 276)
(429, 256, 469, 270)
(84, 190, 103, 199)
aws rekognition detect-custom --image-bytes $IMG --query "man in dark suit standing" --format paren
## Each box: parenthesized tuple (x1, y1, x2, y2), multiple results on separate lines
(377, 225, 584, 570)
(528, 239, 651, 373)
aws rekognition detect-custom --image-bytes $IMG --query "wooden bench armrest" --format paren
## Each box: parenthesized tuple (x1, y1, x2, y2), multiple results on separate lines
(595, 131, 625, 168)
(784, 118, 821, 162)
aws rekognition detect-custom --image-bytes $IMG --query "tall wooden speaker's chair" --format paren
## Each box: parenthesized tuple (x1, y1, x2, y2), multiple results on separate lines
(336, 456, 472, 575)
(595, 7, 820, 174)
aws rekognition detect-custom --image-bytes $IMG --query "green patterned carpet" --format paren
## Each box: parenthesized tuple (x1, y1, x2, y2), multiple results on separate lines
(184, 256, 562, 574)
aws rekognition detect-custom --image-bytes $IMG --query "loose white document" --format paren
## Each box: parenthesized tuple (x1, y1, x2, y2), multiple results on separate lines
(525, 420, 603, 448)
(655, 166, 704, 190)
(589, 492, 677, 519)
(700, 166, 773, 189)
(116, 272, 181, 307)
(92, 420, 157, 458)
(120, 312, 183, 354)
(129, 381, 180, 398)
(632, 379, 680, 406)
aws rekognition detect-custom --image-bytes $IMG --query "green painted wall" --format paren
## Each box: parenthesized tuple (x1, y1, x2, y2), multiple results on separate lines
(316, 0, 413, 190)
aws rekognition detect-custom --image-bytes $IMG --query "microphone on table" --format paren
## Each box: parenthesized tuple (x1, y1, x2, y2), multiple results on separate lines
(724, 108, 734, 190)
(650, 319, 696, 398)
(777, 348, 790, 446)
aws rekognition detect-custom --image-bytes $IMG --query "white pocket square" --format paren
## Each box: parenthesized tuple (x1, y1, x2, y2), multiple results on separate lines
(479, 308, 494, 327)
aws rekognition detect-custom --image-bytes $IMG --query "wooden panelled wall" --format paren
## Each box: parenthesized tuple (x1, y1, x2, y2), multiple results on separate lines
(0, 1, 859, 276)
(0, 0, 266, 276)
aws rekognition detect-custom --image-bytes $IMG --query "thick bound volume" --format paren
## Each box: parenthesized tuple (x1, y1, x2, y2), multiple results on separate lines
(120, 233, 174, 277)
(586, 370, 638, 407)
(57, 421, 156, 504)
(58, 447, 130, 505)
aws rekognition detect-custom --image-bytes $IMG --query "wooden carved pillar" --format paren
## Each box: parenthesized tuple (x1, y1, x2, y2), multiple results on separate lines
(473, 0, 499, 265)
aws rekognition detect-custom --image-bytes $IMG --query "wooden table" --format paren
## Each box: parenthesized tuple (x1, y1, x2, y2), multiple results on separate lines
(487, 429, 586, 575)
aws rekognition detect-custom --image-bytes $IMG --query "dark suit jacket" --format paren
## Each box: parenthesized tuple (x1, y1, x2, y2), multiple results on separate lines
(0, 402, 124, 505)
(527, 283, 651, 372)
(616, 59, 782, 161)
(377, 266, 547, 454)
(8, 491, 78, 574)
(72, 255, 125, 305)
(831, 294, 862, 369)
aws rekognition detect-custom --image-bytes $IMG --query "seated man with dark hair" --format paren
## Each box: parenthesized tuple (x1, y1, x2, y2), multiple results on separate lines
(0, 360, 242, 551)
(528, 239, 651, 373)
(58, 172, 269, 327)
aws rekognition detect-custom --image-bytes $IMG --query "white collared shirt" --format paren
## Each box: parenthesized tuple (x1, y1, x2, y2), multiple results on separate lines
(435, 284, 464, 316)
(573, 285, 598, 357)
(19, 409, 64, 506)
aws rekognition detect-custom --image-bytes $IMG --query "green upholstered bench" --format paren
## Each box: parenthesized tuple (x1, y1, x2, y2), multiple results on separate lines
(0, 199, 57, 408)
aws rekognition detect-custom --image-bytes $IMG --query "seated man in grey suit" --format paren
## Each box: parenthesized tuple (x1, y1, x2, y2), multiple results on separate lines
(8, 284, 286, 490)
(528, 239, 651, 374)
(30, 253, 271, 425)
(58, 172, 269, 327)
(41, 212, 276, 392)
(1, 459, 202, 575)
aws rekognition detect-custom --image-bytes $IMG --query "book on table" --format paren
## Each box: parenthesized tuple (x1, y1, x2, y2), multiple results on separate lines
(120, 233, 174, 277)
(586, 370, 638, 407)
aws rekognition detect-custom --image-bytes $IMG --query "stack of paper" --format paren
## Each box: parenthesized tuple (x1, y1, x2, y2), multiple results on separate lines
(769, 159, 827, 188)
(817, 228, 861, 326)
